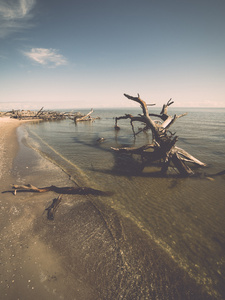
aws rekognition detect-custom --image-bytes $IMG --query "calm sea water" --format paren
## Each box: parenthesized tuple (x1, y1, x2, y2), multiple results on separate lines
(19, 107, 225, 298)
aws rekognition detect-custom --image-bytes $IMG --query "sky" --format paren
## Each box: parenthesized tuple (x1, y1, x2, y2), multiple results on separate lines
(0, 0, 225, 110)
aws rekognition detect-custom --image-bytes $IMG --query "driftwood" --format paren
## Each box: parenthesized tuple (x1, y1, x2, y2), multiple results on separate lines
(113, 93, 206, 176)
(0, 108, 100, 122)
(4, 184, 112, 221)
(11, 184, 112, 196)
(72, 108, 100, 123)
(1, 109, 66, 120)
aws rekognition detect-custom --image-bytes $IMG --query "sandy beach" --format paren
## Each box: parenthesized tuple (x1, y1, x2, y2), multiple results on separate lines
(0, 117, 216, 300)
(0, 117, 81, 299)
(0, 117, 20, 184)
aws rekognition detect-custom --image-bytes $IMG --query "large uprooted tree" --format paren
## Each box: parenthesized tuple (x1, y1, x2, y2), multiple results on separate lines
(112, 93, 206, 176)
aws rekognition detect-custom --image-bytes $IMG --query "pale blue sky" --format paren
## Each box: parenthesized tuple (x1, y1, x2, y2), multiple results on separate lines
(0, 0, 225, 109)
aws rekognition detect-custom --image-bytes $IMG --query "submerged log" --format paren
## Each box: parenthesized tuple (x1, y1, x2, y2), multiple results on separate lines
(112, 93, 206, 176)
(45, 195, 62, 220)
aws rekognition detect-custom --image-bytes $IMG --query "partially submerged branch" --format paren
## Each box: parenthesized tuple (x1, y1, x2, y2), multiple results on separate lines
(72, 109, 100, 123)
(5, 184, 112, 221)
(11, 184, 113, 196)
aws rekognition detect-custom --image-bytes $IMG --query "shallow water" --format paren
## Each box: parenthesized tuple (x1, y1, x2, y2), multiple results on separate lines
(17, 107, 225, 298)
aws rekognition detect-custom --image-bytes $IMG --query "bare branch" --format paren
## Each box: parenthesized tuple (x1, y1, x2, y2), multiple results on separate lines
(113, 93, 205, 176)
(123, 93, 158, 137)
(160, 98, 174, 116)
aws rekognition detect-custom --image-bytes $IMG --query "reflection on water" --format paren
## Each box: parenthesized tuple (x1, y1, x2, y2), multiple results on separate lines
(20, 108, 225, 298)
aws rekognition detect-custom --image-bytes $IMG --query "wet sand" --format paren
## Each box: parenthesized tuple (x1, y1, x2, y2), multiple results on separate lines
(0, 117, 216, 299)
(0, 117, 80, 299)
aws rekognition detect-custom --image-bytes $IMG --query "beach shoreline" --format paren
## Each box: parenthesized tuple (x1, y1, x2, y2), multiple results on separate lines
(0, 117, 83, 299)
(0, 117, 22, 184)
(0, 117, 217, 299)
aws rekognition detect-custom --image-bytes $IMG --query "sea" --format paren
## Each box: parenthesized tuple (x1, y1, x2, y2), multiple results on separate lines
(16, 107, 225, 299)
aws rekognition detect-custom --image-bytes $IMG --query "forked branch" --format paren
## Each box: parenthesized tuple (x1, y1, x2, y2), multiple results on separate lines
(112, 93, 205, 176)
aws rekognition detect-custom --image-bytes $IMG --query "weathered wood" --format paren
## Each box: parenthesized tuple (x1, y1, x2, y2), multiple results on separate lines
(171, 152, 194, 176)
(11, 184, 113, 196)
(175, 147, 206, 167)
(6, 184, 112, 222)
(124, 93, 159, 140)
(73, 109, 100, 123)
(35, 107, 44, 117)
(160, 98, 174, 116)
(113, 93, 206, 176)
(0, 108, 94, 121)
(74, 108, 93, 122)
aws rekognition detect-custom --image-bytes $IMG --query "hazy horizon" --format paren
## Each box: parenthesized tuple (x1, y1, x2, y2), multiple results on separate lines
(1, 102, 225, 112)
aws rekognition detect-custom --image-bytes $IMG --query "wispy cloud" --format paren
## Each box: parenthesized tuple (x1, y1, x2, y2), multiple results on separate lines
(0, 0, 35, 38)
(24, 48, 68, 68)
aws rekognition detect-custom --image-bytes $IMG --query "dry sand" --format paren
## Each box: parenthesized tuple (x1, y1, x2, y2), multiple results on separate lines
(0, 117, 215, 300)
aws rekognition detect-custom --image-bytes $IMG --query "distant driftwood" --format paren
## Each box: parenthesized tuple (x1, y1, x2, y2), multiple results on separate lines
(72, 108, 100, 123)
(0, 107, 100, 122)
